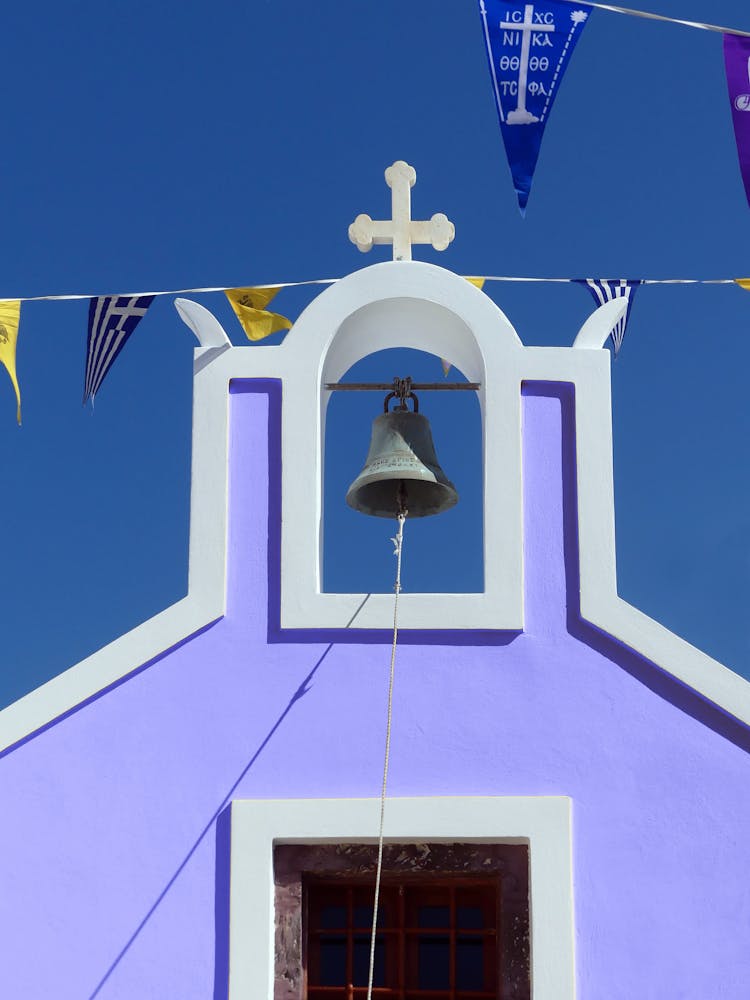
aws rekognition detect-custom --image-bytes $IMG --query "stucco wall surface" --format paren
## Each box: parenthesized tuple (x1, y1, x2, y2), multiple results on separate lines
(1, 382, 748, 999)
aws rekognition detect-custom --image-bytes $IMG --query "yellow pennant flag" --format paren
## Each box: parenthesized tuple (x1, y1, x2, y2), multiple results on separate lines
(464, 277, 486, 290)
(442, 278, 487, 375)
(735, 279, 750, 291)
(0, 300, 21, 423)
(225, 286, 293, 342)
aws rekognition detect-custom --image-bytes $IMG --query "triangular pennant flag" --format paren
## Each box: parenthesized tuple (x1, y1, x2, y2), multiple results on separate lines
(724, 34, 750, 208)
(443, 278, 488, 375)
(479, 0, 589, 214)
(734, 278, 750, 291)
(225, 286, 292, 342)
(575, 279, 641, 355)
(0, 300, 22, 423)
(84, 295, 155, 403)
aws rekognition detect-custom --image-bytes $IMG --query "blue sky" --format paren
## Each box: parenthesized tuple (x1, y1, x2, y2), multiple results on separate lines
(1, 0, 749, 707)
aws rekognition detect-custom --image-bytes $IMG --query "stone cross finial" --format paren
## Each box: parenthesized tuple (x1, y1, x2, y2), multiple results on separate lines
(348, 160, 455, 262)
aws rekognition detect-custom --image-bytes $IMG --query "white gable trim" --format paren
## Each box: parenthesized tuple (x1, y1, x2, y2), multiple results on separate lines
(2, 260, 750, 754)
(0, 362, 228, 754)
(227, 796, 575, 1000)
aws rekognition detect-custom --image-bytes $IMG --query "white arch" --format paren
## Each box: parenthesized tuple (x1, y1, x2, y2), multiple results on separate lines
(275, 261, 525, 631)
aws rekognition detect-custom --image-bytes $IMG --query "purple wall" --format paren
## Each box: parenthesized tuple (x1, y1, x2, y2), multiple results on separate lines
(1, 380, 749, 999)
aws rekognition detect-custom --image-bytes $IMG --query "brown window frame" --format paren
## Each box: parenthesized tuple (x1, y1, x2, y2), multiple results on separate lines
(305, 875, 500, 999)
(273, 843, 530, 1000)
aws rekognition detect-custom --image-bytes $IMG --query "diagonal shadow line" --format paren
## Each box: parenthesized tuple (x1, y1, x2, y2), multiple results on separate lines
(87, 641, 337, 999)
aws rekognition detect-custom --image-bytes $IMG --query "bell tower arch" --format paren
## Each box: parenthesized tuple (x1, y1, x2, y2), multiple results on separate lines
(274, 259, 526, 634)
(188, 255, 620, 641)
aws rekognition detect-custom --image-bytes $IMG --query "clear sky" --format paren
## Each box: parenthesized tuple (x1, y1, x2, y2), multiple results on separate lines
(1, 0, 749, 708)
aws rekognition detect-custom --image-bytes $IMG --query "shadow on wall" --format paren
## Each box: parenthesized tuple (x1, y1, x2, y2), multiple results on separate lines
(85, 642, 334, 1000)
(539, 379, 750, 756)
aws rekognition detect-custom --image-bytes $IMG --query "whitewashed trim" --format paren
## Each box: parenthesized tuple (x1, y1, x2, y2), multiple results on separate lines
(0, 353, 228, 755)
(228, 796, 575, 1000)
(0, 597, 218, 753)
(276, 262, 525, 631)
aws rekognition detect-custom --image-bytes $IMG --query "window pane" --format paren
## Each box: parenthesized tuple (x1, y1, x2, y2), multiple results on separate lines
(456, 905, 484, 929)
(352, 934, 386, 987)
(456, 887, 494, 929)
(405, 886, 450, 927)
(418, 905, 450, 928)
(353, 886, 392, 929)
(412, 935, 450, 989)
(319, 936, 347, 986)
(319, 905, 347, 929)
(303, 870, 509, 997)
(456, 936, 486, 990)
(352, 904, 390, 929)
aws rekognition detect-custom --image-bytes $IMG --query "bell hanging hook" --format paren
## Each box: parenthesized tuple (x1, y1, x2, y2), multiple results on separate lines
(383, 376, 418, 413)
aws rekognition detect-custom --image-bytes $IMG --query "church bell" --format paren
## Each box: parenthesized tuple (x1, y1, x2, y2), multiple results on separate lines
(345, 382, 458, 518)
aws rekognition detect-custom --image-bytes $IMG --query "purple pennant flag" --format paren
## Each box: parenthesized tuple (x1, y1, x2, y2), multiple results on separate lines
(724, 33, 750, 208)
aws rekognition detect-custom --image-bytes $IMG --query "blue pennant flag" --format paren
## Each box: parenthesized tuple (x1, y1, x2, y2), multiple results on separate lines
(575, 279, 642, 356)
(84, 295, 155, 403)
(479, 0, 589, 214)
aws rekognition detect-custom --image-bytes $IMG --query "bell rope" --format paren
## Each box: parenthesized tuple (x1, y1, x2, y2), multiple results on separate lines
(366, 506, 406, 1000)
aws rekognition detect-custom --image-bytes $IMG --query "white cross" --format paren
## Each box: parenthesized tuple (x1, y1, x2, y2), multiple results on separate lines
(348, 160, 455, 262)
(501, 4, 555, 124)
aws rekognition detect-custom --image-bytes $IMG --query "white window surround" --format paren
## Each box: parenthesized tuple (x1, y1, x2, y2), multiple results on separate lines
(227, 795, 575, 1000)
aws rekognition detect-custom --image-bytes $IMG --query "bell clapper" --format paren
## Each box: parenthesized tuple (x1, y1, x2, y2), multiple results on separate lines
(392, 482, 408, 591)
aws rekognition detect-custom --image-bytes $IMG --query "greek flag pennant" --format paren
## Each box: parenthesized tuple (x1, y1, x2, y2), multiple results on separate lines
(575, 279, 641, 355)
(724, 33, 750, 209)
(479, 0, 589, 214)
(84, 295, 155, 403)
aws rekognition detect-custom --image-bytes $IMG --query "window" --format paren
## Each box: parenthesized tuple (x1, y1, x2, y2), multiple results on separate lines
(227, 796, 573, 1000)
(306, 878, 502, 999)
(274, 842, 530, 1000)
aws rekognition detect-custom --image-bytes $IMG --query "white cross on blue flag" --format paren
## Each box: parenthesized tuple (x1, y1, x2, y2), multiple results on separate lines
(479, 0, 589, 214)
(84, 295, 155, 403)
(576, 279, 642, 355)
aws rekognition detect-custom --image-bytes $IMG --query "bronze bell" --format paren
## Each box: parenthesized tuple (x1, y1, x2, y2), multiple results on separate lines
(346, 383, 458, 518)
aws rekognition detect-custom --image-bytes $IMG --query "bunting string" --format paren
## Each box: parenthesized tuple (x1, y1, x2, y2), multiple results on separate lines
(0, 274, 748, 306)
(0, 277, 340, 305)
(3, 2, 750, 414)
(580, 2, 750, 39)
(4, 271, 750, 417)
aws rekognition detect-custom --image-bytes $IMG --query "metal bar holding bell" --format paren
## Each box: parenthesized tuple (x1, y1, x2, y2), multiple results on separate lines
(325, 382, 481, 391)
